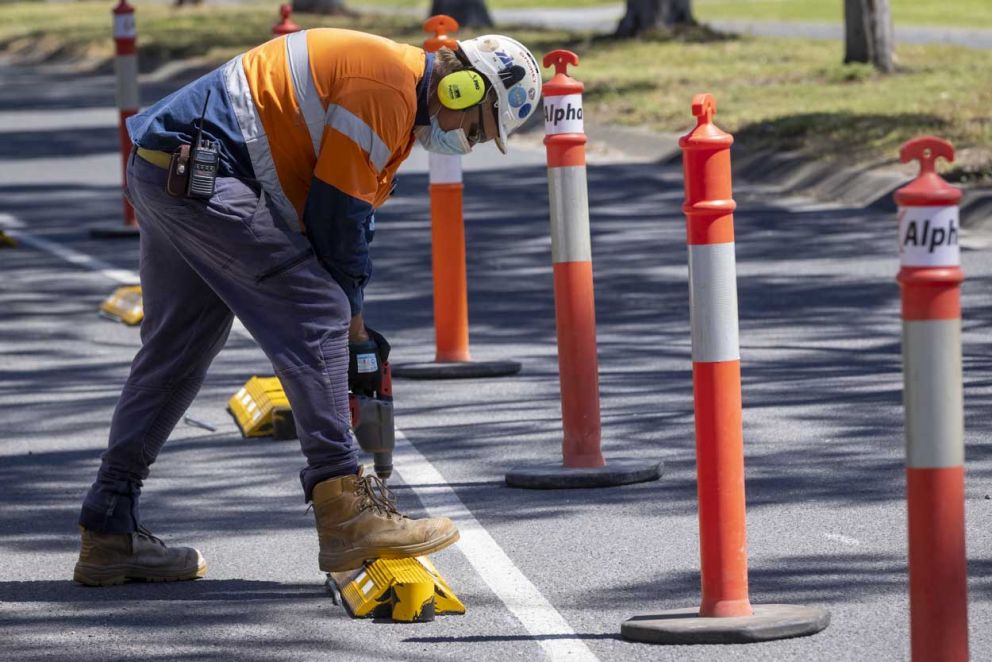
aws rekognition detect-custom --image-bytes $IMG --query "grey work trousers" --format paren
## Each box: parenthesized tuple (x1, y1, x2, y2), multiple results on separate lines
(79, 153, 358, 534)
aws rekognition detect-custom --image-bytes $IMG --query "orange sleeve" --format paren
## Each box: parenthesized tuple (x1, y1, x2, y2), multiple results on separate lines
(313, 79, 414, 207)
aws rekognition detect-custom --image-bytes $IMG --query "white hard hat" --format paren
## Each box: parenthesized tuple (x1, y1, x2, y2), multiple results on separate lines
(457, 35, 542, 154)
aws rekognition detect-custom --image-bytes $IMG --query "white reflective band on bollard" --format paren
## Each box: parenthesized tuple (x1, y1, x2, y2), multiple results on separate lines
(548, 166, 591, 263)
(688, 242, 741, 363)
(114, 12, 136, 39)
(115, 55, 139, 110)
(899, 206, 960, 267)
(903, 320, 965, 468)
(429, 152, 463, 185)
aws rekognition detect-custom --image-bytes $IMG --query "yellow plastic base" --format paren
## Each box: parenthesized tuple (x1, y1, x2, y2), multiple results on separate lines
(226, 376, 294, 438)
(98, 285, 143, 326)
(327, 556, 465, 622)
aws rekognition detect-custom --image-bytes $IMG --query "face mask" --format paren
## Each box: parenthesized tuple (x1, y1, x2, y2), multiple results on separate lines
(416, 115, 472, 156)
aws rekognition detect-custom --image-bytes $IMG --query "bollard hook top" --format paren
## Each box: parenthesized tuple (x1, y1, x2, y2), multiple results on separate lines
(279, 3, 291, 20)
(691, 93, 717, 126)
(423, 14, 459, 38)
(900, 136, 954, 176)
(543, 50, 579, 76)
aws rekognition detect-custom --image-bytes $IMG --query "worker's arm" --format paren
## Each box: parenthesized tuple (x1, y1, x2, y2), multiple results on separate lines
(301, 177, 376, 319)
(305, 81, 411, 318)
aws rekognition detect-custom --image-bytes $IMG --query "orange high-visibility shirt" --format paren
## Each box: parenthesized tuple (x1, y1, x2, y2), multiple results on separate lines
(226, 28, 425, 226)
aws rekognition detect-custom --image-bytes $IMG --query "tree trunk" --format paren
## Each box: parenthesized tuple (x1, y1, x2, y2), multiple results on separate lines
(292, 0, 348, 16)
(615, 0, 694, 38)
(429, 0, 493, 28)
(844, 0, 895, 73)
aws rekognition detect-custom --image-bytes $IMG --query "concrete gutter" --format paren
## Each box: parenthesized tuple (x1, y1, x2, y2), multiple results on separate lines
(552, 122, 992, 244)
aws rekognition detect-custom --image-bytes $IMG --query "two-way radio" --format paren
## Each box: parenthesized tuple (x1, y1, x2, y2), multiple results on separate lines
(186, 91, 219, 199)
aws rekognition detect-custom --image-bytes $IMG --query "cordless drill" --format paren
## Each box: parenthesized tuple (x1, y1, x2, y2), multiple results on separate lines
(349, 363, 394, 481)
(348, 330, 395, 481)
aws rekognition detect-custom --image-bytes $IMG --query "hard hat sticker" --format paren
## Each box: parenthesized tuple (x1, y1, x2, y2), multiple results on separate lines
(508, 85, 527, 108)
(517, 103, 532, 119)
(544, 94, 583, 135)
(898, 205, 960, 267)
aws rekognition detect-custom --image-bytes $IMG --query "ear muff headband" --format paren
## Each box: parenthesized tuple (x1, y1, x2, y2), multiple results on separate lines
(438, 70, 486, 110)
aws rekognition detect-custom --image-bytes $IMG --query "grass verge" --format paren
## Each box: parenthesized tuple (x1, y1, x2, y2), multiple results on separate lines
(1, 2, 989, 182)
(349, 0, 992, 29)
(694, 0, 992, 30)
(0, 2, 425, 71)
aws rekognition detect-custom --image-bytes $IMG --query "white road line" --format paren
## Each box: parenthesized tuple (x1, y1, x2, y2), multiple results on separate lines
(0, 215, 255, 339)
(1, 215, 139, 284)
(3, 214, 598, 662)
(394, 430, 599, 662)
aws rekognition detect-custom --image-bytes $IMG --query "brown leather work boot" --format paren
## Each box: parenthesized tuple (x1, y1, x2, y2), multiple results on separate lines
(312, 468, 459, 572)
(73, 526, 207, 587)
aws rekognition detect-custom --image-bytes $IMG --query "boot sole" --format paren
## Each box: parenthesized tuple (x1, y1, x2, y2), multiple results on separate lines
(73, 560, 208, 587)
(319, 529, 460, 573)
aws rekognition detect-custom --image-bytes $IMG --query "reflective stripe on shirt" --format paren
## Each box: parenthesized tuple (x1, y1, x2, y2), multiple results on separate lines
(324, 104, 392, 173)
(288, 30, 391, 174)
(222, 55, 299, 226)
(285, 30, 325, 157)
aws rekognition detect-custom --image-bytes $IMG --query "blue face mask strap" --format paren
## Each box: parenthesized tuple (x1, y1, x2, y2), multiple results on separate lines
(422, 115, 472, 156)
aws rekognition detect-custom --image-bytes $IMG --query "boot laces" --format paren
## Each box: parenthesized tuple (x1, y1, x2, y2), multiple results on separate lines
(356, 473, 402, 519)
(135, 526, 166, 548)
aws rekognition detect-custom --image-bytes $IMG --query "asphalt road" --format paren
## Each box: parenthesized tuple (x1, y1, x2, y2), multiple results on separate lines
(1, 63, 990, 662)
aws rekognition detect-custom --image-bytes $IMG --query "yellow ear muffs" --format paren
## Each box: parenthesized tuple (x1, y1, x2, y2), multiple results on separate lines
(438, 70, 486, 110)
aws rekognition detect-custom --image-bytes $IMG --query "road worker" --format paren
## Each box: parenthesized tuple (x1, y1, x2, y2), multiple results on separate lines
(73, 28, 542, 586)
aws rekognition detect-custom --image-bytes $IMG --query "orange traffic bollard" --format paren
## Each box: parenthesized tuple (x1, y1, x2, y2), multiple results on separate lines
(92, 0, 141, 238)
(272, 4, 300, 36)
(896, 137, 969, 662)
(621, 94, 829, 643)
(391, 15, 521, 380)
(505, 51, 660, 489)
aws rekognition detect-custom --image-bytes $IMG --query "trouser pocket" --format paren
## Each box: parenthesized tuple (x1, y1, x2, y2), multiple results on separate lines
(255, 247, 315, 283)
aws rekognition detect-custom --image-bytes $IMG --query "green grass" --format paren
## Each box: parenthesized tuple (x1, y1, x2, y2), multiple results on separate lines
(355, 0, 613, 8)
(542, 28, 992, 181)
(4, 0, 992, 28)
(0, 2, 425, 68)
(695, 0, 992, 29)
(1, 2, 989, 181)
(355, 0, 992, 29)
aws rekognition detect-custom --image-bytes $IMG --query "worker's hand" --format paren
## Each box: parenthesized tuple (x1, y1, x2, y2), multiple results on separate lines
(348, 326, 390, 397)
(349, 314, 369, 342)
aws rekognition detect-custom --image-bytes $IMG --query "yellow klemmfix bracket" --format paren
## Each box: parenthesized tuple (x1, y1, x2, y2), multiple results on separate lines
(226, 376, 296, 439)
(0, 230, 16, 248)
(99, 285, 143, 326)
(326, 556, 465, 622)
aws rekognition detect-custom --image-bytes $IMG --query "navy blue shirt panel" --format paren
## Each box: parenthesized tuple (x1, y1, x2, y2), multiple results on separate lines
(125, 67, 254, 180)
(303, 176, 376, 316)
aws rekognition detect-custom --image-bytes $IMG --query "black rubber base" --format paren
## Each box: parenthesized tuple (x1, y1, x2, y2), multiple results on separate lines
(391, 360, 521, 380)
(621, 604, 831, 645)
(505, 459, 662, 489)
(90, 225, 140, 239)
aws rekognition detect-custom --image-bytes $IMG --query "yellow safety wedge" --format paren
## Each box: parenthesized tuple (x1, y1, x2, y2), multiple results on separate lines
(99, 285, 143, 326)
(227, 376, 295, 439)
(326, 556, 466, 623)
(0, 230, 16, 248)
